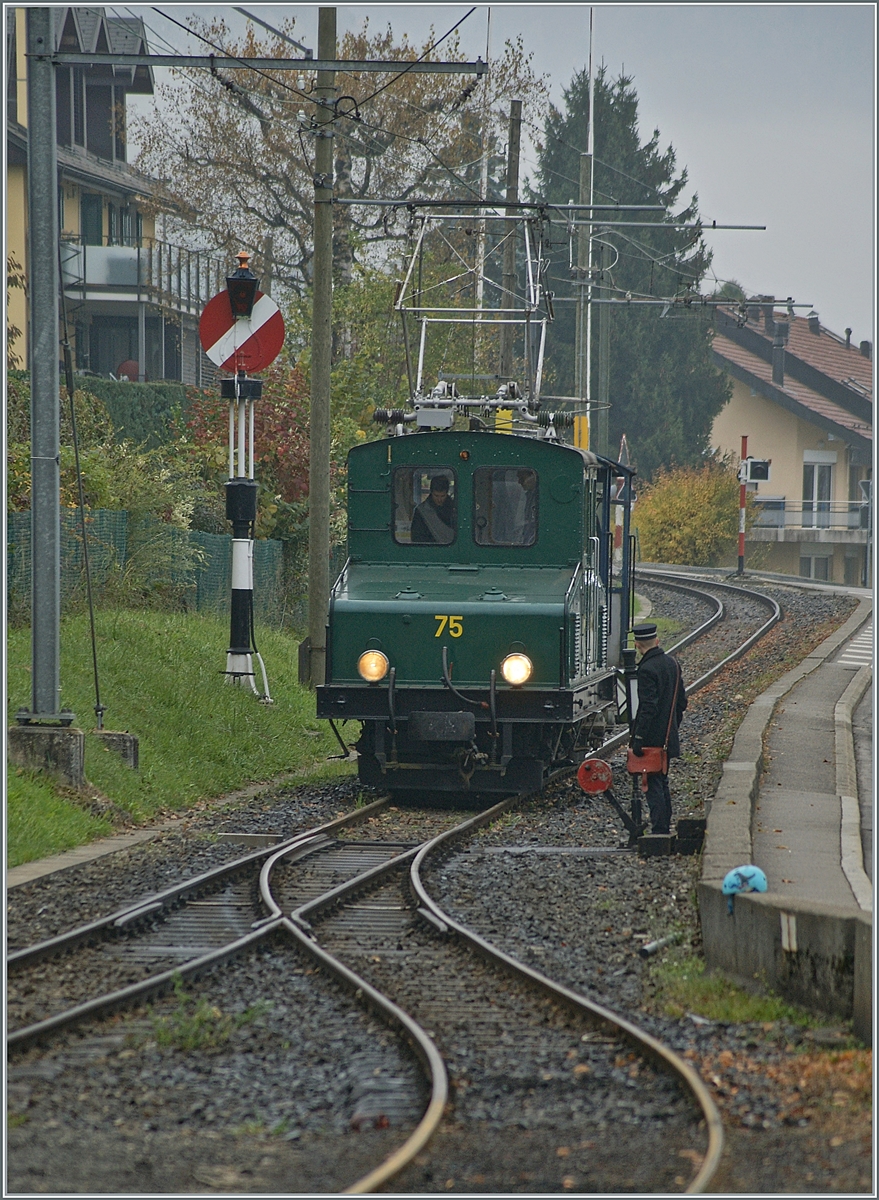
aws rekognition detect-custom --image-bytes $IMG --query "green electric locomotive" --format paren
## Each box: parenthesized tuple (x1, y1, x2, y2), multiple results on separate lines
(316, 397, 635, 797)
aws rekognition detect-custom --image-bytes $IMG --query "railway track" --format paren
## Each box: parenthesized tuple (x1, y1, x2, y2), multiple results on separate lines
(7, 573, 790, 1192)
(639, 570, 781, 693)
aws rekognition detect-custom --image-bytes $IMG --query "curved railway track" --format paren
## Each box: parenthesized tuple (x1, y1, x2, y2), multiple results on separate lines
(7, 572, 787, 1192)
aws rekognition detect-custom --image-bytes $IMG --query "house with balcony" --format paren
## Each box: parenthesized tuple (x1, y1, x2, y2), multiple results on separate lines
(6, 6, 221, 383)
(710, 301, 872, 586)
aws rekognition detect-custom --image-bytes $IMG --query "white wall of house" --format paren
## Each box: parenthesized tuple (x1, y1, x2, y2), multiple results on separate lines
(711, 378, 871, 585)
(712, 378, 855, 507)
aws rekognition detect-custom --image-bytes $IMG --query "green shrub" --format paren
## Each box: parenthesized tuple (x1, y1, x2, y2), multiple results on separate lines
(634, 460, 754, 566)
(73, 376, 187, 447)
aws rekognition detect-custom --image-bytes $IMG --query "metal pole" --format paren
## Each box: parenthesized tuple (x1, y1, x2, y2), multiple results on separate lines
(864, 482, 872, 589)
(574, 151, 592, 445)
(584, 10, 596, 446)
(738, 434, 748, 576)
(308, 7, 336, 687)
(25, 8, 67, 723)
(498, 99, 521, 380)
(473, 9, 491, 318)
(596, 233, 610, 457)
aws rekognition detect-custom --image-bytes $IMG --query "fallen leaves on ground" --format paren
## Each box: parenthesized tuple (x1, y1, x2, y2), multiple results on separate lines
(700, 1046, 872, 1126)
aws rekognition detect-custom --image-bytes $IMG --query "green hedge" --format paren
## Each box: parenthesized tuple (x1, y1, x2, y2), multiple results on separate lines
(74, 376, 189, 447)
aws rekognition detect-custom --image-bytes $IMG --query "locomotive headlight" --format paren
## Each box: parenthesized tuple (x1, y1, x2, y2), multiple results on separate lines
(501, 652, 533, 686)
(357, 650, 389, 683)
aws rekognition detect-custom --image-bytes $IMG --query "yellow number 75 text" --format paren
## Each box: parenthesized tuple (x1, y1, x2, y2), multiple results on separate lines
(434, 615, 464, 638)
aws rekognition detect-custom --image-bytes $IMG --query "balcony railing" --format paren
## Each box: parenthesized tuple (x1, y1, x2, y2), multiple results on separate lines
(60, 237, 228, 315)
(753, 499, 872, 532)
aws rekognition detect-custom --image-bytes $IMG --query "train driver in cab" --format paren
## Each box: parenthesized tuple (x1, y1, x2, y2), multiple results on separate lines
(411, 474, 456, 544)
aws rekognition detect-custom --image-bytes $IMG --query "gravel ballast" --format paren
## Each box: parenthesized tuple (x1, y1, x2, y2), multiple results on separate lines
(6, 581, 870, 1194)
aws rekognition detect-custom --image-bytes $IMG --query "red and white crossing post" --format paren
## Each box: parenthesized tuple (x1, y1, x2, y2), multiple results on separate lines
(737, 434, 748, 576)
(199, 252, 285, 699)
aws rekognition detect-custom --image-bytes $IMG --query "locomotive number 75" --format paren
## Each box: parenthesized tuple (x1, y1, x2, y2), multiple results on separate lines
(434, 615, 464, 638)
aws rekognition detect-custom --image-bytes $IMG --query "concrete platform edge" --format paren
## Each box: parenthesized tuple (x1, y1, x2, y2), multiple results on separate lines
(700, 595, 873, 1044)
(836, 666, 873, 913)
(6, 829, 171, 889)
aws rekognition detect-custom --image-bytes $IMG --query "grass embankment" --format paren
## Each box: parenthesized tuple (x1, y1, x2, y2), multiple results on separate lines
(6, 610, 354, 868)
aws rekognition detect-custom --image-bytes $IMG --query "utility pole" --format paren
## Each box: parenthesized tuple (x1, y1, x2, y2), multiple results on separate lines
(498, 99, 522, 381)
(24, 8, 64, 722)
(474, 9, 491, 318)
(575, 9, 596, 451)
(9, 8, 84, 788)
(307, 7, 336, 688)
(737, 434, 748, 576)
(574, 151, 592, 447)
(596, 234, 610, 457)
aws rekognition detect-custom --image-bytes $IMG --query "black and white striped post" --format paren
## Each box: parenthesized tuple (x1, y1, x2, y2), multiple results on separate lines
(220, 254, 271, 699)
(200, 253, 284, 702)
(221, 368, 267, 696)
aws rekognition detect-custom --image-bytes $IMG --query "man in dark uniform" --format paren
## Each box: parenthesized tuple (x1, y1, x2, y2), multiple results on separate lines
(411, 475, 456, 543)
(630, 622, 687, 835)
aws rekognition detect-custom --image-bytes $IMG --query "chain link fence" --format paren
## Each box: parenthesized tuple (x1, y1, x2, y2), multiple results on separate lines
(7, 511, 297, 629)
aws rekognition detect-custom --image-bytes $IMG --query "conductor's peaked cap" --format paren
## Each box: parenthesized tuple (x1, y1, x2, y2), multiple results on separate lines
(632, 623, 658, 640)
(430, 475, 450, 492)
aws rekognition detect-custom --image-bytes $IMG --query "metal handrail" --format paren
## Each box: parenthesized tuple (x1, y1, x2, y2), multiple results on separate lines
(752, 499, 872, 532)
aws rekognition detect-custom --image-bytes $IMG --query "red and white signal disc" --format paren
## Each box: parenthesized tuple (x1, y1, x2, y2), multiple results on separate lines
(199, 290, 285, 373)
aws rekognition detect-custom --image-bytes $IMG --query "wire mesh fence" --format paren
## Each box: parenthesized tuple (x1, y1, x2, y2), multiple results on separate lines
(7, 510, 298, 629)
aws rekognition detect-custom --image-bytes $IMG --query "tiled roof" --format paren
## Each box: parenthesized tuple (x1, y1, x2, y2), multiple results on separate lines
(717, 306, 873, 403)
(713, 332, 872, 445)
(782, 314, 873, 398)
(70, 9, 102, 54)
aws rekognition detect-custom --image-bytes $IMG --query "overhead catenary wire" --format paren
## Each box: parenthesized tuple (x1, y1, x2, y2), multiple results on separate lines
(150, 5, 484, 127)
(137, 9, 765, 309)
(523, 109, 771, 300)
(126, 5, 528, 236)
(353, 7, 479, 108)
(143, 8, 494, 214)
(151, 6, 315, 103)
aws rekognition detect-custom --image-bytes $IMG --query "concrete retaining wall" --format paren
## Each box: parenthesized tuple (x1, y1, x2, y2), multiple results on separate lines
(699, 885, 865, 1021)
(699, 595, 873, 1044)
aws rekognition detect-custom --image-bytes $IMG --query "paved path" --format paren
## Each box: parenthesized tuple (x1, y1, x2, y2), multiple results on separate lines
(752, 617, 872, 911)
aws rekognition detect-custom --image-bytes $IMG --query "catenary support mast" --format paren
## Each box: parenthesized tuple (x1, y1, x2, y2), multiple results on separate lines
(24, 8, 66, 723)
(307, 7, 336, 688)
(498, 99, 522, 380)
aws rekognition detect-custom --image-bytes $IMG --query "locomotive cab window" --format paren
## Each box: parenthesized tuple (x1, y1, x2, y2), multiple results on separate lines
(393, 468, 457, 544)
(473, 468, 538, 546)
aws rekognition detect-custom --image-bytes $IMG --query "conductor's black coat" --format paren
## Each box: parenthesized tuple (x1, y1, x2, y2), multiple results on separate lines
(632, 646, 687, 758)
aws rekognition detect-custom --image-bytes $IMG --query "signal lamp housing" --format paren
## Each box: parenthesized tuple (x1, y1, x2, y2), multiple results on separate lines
(357, 650, 389, 683)
(500, 652, 533, 686)
(226, 251, 260, 318)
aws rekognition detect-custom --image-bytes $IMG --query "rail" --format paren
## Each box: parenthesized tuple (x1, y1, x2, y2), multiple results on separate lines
(407, 795, 725, 1194)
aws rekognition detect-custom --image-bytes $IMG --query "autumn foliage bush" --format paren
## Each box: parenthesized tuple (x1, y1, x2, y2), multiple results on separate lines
(181, 355, 366, 559)
(634, 460, 753, 567)
(181, 357, 312, 541)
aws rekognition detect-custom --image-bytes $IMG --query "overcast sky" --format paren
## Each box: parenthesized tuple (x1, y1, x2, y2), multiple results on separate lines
(126, 3, 875, 343)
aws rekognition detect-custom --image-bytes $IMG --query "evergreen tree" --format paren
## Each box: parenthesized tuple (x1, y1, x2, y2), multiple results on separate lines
(532, 67, 730, 478)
